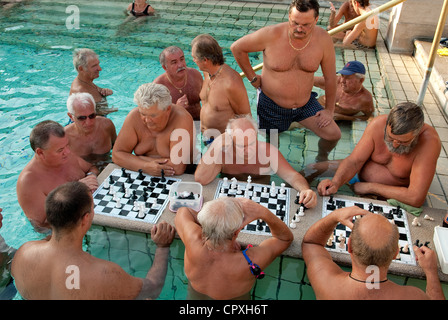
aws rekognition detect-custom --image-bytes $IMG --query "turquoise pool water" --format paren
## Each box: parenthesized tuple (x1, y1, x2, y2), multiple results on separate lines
(0, 0, 414, 300)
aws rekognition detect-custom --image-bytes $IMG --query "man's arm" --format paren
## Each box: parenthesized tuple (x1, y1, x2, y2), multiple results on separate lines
(238, 198, 293, 268)
(413, 245, 445, 300)
(111, 113, 174, 176)
(227, 74, 251, 116)
(302, 207, 366, 291)
(195, 133, 232, 185)
(269, 143, 317, 208)
(135, 221, 175, 300)
(168, 110, 194, 175)
(231, 24, 278, 87)
(318, 117, 377, 195)
(17, 177, 49, 230)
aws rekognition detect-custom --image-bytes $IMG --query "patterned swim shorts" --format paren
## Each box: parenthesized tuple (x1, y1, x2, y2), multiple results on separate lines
(257, 89, 324, 132)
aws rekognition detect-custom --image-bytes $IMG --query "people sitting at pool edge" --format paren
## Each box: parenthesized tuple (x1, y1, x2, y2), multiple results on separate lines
(195, 114, 317, 209)
(12, 181, 175, 300)
(154, 46, 203, 121)
(314, 61, 374, 121)
(65, 92, 117, 173)
(16, 120, 99, 233)
(175, 197, 293, 300)
(314, 102, 441, 209)
(70, 48, 117, 116)
(112, 82, 194, 177)
(332, 0, 379, 49)
(302, 205, 445, 300)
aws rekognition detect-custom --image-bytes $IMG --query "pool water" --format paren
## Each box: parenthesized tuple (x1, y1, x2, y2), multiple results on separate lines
(0, 0, 401, 300)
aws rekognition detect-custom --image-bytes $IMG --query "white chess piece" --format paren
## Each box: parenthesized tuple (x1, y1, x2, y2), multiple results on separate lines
(109, 185, 115, 195)
(289, 221, 297, 229)
(115, 198, 122, 208)
(222, 177, 228, 187)
(298, 206, 305, 217)
(412, 217, 421, 226)
(424, 214, 434, 221)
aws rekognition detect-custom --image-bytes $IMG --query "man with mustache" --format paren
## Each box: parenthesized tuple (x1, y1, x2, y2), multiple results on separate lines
(154, 46, 203, 121)
(317, 102, 441, 208)
(231, 0, 341, 162)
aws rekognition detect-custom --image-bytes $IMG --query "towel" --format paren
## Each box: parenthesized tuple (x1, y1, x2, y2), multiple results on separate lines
(387, 199, 423, 217)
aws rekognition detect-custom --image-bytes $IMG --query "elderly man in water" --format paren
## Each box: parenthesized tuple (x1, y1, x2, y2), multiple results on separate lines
(65, 92, 117, 172)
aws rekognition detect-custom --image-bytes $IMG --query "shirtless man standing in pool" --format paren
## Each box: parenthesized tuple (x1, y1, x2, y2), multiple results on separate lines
(231, 0, 341, 162)
(112, 83, 194, 177)
(17, 121, 98, 233)
(191, 34, 251, 145)
(70, 48, 117, 116)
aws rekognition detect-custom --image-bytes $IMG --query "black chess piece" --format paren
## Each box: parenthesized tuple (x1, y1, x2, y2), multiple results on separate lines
(137, 169, 145, 180)
(161, 169, 166, 182)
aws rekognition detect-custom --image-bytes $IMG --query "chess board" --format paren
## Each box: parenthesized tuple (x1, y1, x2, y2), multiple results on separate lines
(213, 179, 291, 235)
(93, 168, 180, 224)
(322, 196, 416, 266)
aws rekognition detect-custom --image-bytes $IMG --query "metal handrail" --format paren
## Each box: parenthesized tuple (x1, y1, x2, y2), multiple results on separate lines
(239, 0, 408, 78)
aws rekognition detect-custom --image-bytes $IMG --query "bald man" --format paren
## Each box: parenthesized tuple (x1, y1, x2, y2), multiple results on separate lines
(302, 206, 445, 300)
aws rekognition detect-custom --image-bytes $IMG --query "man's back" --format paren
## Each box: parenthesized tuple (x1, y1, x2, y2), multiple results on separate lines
(12, 240, 141, 300)
(185, 243, 256, 300)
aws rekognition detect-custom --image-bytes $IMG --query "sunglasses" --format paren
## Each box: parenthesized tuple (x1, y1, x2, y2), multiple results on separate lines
(242, 245, 265, 279)
(75, 113, 97, 121)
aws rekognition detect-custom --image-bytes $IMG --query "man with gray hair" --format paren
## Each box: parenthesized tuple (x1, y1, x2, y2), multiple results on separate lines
(153, 46, 203, 121)
(317, 102, 441, 208)
(16, 120, 98, 233)
(65, 92, 117, 172)
(112, 83, 194, 177)
(314, 61, 374, 121)
(175, 197, 293, 300)
(70, 48, 117, 116)
(195, 114, 317, 208)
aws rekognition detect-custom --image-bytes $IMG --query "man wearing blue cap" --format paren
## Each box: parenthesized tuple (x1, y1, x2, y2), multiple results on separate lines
(314, 60, 374, 121)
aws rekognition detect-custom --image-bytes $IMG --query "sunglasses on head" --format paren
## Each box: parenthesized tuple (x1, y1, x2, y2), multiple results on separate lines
(76, 113, 97, 121)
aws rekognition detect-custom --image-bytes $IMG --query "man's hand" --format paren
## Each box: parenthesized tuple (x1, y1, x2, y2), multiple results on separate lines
(143, 158, 175, 176)
(79, 174, 99, 193)
(317, 179, 339, 196)
(99, 88, 113, 96)
(298, 189, 317, 208)
(331, 206, 367, 230)
(151, 221, 175, 248)
(315, 109, 333, 128)
(414, 245, 439, 274)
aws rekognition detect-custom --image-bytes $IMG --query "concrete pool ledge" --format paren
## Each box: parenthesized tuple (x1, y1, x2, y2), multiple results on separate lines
(95, 164, 448, 283)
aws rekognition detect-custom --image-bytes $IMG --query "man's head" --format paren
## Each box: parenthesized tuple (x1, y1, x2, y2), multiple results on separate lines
(73, 48, 101, 80)
(30, 120, 70, 165)
(159, 46, 187, 76)
(384, 102, 424, 154)
(226, 114, 258, 163)
(197, 197, 244, 249)
(191, 34, 225, 67)
(349, 213, 399, 268)
(134, 83, 172, 131)
(46, 181, 93, 237)
(288, 0, 319, 40)
(67, 93, 97, 132)
(337, 61, 366, 93)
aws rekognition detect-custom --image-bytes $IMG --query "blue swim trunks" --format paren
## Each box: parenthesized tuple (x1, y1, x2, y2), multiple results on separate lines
(257, 89, 324, 133)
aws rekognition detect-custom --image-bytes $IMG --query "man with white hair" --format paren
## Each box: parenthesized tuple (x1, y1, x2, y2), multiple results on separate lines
(175, 197, 293, 300)
(195, 114, 317, 208)
(112, 83, 194, 176)
(70, 48, 117, 116)
(314, 61, 374, 121)
(65, 92, 117, 172)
